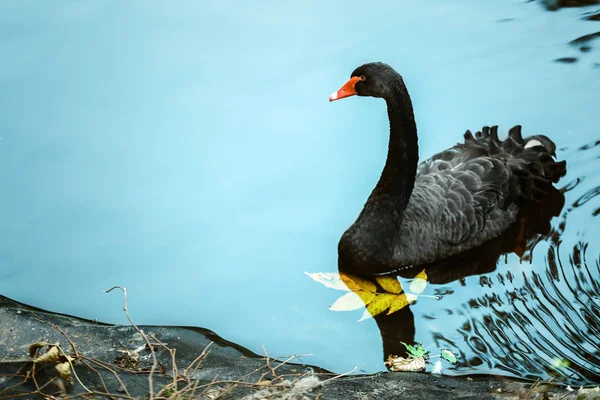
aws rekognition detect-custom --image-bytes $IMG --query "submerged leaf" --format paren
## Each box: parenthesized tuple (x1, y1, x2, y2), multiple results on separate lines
(385, 355, 426, 372)
(304, 272, 348, 291)
(340, 273, 377, 293)
(330, 291, 374, 311)
(400, 341, 428, 358)
(441, 349, 458, 364)
(409, 269, 428, 294)
(387, 293, 411, 315)
(376, 276, 403, 294)
(356, 290, 376, 304)
(357, 293, 397, 321)
(366, 293, 397, 316)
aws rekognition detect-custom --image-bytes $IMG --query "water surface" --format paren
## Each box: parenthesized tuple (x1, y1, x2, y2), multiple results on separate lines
(0, 0, 599, 386)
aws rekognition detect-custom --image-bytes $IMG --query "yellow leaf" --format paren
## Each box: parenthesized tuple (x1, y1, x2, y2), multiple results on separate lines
(330, 291, 374, 311)
(414, 269, 427, 280)
(355, 290, 376, 305)
(304, 272, 348, 291)
(387, 293, 411, 315)
(340, 273, 377, 293)
(34, 346, 60, 364)
(55, 362, 73, 385)
(375, 276, 403, 294)
(360, 293, 397, 320)
(29, 342, 47, 358)
(409, 269, 428, 294)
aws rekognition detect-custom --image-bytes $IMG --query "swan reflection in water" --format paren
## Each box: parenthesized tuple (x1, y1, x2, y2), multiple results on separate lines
(333, 175, 600, 385)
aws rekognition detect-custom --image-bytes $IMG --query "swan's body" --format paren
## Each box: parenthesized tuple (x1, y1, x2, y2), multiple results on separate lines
(392, 128, 557, 266)
(330, 63, 566, 274)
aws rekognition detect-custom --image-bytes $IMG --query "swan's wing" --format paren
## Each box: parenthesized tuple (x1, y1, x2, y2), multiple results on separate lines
(413, 148, 513, 245)
(394, 125, 566, 267)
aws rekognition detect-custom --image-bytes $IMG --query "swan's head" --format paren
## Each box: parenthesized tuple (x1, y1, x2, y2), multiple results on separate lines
(329, 62, 401, 102)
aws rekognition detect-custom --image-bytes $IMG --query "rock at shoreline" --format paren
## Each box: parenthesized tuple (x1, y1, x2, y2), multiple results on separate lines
(0, 295, 591, 399)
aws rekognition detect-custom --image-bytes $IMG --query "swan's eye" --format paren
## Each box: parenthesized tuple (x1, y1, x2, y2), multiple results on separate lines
(359, 75, 366, 81)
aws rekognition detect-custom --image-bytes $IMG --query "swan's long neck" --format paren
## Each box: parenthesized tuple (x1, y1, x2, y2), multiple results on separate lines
(338, 77, 418, 274)
(367, 80, 419, 214)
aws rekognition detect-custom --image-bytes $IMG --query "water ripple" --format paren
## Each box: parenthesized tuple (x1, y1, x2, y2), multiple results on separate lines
(455, 241, 600, 385)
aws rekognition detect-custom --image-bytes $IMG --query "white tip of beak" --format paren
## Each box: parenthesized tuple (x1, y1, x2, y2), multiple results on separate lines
(329, 91, 338, 102)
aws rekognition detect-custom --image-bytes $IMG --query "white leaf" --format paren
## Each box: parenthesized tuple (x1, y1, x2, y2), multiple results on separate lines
(304, 272, 348, 291)
(405, 293, 418, 303)
(357, 308, 373, 322)
(329, 292, 365, 311)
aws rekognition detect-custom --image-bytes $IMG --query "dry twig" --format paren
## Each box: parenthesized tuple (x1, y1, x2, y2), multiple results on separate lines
(105, 285, 158, 400)
(1, 288, 341, 400)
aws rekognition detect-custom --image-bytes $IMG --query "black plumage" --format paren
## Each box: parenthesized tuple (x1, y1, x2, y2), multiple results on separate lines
(332, 62, 566, 274)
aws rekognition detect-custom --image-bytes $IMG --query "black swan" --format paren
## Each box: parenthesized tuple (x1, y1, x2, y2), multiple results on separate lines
(330, 62, 566, 274)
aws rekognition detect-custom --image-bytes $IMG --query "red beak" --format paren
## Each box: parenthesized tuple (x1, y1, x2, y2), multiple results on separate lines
(329, 76, 361, 102)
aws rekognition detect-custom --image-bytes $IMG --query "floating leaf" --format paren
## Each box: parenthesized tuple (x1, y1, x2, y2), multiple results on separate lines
(340, 273, 377, 293)
(400, 341, 428, 358)
(304, 272, 348, 291)
(376, 276, 403, 294)
(330, 291, 375, 311)
(366, 293, 397, 316)
(357, 293, 397, 321)
(387, 293, 411, 315)
(441, 349, 458, 364)
(409, 269, 428, 294)
(385, 355, 426, 372)
(414, 269, 427, 280)
(55, 362, 73, 385)
(356, 290, 376, 304)
(405, 293, 418, 303)
(34, 345, 60, 364)
(357, 308, 373, 322)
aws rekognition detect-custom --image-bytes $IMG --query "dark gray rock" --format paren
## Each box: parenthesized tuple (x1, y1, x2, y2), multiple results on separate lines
(0, 295, 584, 399)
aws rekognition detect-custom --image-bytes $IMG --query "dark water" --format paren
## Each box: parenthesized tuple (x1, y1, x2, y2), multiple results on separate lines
(0, 0, 599, 388)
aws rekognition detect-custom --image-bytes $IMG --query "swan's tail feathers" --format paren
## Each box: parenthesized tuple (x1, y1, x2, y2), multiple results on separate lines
(466, 125, 567, 205)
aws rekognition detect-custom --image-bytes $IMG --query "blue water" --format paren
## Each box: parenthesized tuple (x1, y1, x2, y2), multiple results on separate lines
(1, 0, 599, 385)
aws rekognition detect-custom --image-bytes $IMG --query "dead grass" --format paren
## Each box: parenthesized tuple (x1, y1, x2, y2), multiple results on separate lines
(0, 286, 353, 400)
